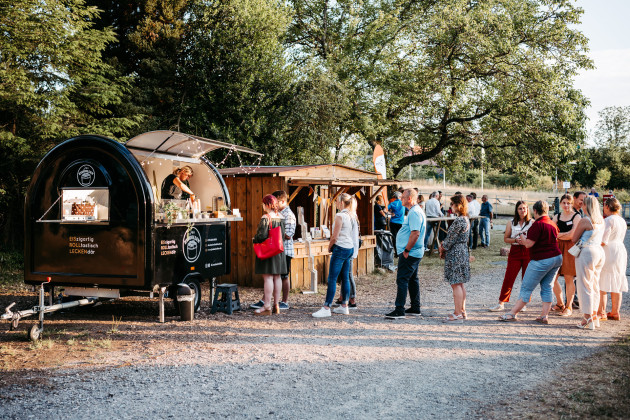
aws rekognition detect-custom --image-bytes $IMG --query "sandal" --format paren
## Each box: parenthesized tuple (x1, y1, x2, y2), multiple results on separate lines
(598, 313, 608, 321)
(499, 313, 517, 322)
(443, 313, 463, 324)
(535, 316, 549, 325)
(551, 304, 565, 312)
(558, 307, 573, 317)
(461, 310, 467, 320)
(607, 312, 620, 321)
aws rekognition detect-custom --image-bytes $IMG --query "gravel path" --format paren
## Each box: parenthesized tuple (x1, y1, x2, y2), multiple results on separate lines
(1, 227, 629, 419)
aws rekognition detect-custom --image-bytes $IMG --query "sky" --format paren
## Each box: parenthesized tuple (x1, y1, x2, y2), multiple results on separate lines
(573, 0, 630, 141)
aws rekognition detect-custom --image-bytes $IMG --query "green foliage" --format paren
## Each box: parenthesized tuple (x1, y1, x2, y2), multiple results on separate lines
(177, 0, 294, 164)
(573, 106, 630, 191)
(287, 0, 592, 178)
(593, 168, 611, 190)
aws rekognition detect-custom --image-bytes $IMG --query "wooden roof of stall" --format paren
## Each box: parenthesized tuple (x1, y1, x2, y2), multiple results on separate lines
(219, 164, 399, 186)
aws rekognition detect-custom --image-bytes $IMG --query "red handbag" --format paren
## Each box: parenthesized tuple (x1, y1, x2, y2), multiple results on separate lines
(253, 214, 284, 259)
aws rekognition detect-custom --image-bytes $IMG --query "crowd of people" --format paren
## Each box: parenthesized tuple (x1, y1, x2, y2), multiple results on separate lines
(491, 192, 627, 329)
(249, 187, 626, 328)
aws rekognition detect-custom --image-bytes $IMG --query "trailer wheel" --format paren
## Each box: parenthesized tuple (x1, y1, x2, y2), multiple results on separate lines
(29, 325, 42, 342)
(182, 278, 202, 313)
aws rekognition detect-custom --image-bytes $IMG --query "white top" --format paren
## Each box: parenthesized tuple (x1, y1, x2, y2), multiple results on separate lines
(602, 214, 627, 245)
(601, 214, 628, 293)
(333, 210, 356, 250)
(510, 219, 534, 240)
(425, 198, 443, 217)
(467, 200, 480, 217)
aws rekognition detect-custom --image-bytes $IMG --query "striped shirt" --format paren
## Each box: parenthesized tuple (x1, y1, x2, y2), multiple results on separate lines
(280, 206, 296, 257)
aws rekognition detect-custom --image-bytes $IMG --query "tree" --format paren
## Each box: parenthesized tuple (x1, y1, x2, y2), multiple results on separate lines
(287, 0, 592, 178)
(0, 0, 141, 249)
(594, 106, 630, 149)
(176, 0, 295, 164)
(572, 106, 630, 190)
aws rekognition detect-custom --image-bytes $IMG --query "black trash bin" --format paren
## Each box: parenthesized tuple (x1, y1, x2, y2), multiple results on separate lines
(375, 230, 396, 271)
(177, 283, 195, 321)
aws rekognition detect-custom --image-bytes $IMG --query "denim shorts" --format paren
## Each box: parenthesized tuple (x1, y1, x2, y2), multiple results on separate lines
(519, 254, 563, 303)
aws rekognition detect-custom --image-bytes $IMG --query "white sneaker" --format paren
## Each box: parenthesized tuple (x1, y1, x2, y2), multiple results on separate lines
(489, 303, 505, 312)
(312, 307, 331, 318)
(333, 306, 349, 315)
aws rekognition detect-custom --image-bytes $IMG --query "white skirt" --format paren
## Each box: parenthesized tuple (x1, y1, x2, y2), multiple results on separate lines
(600, 241, 628, 293)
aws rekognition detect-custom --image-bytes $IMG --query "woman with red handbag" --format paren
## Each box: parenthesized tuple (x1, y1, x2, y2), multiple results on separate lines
(252, 194, 287, 316)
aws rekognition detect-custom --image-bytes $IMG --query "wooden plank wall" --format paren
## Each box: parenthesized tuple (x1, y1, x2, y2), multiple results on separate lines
(221, 174, 285, 288)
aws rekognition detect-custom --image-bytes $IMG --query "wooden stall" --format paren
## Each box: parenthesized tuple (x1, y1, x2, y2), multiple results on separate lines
(218, 165, 397, 288)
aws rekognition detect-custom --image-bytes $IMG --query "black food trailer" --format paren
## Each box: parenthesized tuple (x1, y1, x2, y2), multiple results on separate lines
(3, 131, 260, 339)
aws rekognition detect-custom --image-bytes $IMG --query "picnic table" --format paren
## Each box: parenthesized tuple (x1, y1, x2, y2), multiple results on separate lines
(425, 216, 486, 256)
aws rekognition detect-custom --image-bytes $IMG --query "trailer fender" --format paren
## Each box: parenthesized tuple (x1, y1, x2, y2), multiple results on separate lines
(178, 274, 202, 313)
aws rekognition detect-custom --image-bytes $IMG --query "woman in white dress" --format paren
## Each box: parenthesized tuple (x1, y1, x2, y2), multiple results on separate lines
(571, 196, 605, 330)
(598, 197, 627, 321)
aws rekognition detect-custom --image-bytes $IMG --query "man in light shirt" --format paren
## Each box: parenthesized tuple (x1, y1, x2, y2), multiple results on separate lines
(467, 193, 480, 249)
(423, 191, 443, 249)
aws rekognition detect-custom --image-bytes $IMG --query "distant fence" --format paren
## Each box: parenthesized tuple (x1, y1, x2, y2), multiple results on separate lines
(419, 191, 630, 220)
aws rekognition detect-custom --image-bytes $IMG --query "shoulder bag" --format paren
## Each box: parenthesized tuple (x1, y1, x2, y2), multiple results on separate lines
(253, 214, 284, 259)
(568, 240, 582, 257)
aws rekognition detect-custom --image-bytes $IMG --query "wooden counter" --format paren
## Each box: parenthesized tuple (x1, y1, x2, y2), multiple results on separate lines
(290, 235, 376, 289)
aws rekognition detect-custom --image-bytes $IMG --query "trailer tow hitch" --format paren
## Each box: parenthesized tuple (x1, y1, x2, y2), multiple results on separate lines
(1, 282, 98, 341)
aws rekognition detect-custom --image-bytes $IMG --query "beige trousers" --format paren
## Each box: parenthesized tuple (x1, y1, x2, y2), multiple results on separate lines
(575, 246, 605, 315)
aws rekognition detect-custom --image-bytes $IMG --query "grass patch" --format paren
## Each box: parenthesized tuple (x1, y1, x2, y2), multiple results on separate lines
(28, 338, 54, 351)
(478, 334, 630, 419)
(108, 316, 123, 335)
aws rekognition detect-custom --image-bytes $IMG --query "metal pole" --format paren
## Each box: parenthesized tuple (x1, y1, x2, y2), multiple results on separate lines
(159, 287, 166, 323)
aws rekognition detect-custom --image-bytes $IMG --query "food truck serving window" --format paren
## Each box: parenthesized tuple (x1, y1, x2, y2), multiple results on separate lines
(61, 188, 109, 223)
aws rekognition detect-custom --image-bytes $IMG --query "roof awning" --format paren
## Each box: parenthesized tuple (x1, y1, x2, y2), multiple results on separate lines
(125, 130, 262, 159)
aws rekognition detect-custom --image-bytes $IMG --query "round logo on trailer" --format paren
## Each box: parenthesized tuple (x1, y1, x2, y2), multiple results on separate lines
(183, 227, 202, 263)
(77, 164, 96, 187)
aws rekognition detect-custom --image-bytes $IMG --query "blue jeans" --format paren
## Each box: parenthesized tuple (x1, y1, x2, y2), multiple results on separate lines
(324, 245, 354, 307)
(479, 217, 490, 247)
(395, 254, 422, 310)
(519, 254, 563, 303)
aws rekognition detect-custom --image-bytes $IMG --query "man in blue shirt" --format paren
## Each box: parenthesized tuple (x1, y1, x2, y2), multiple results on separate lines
(388, 191, 405, 254)
(385, 189, 427, 319)
(479, 194, 493, 248)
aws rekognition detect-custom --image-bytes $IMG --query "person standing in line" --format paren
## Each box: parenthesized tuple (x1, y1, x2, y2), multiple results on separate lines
(439, 195, 471, 323)
(550, 194, 581, 316)
(499, 201, 562, 324)
(589, 187, 599, 198)
(488, 201, 533, 312)
(418, 193, 425, 211)
(571, 196, 605, 330)
(250, 190, 296, 311)
(598, 197, 627, 321)
(312, 193, 359, 318)
(252, 195, 287, 316)
(424, 191, 443, 249)
(478, 195, 493, 248)
(335, 196, 361, 309)
(570, 190, 587, 309)
(466, 194, 480, 249)
(385, 189, 426, 319)
(388, 191, 405, 254)
(374, 195, 388, 231)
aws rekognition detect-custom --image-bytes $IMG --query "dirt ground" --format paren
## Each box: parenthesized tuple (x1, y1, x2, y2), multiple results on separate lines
(1, 222, 629, 418)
